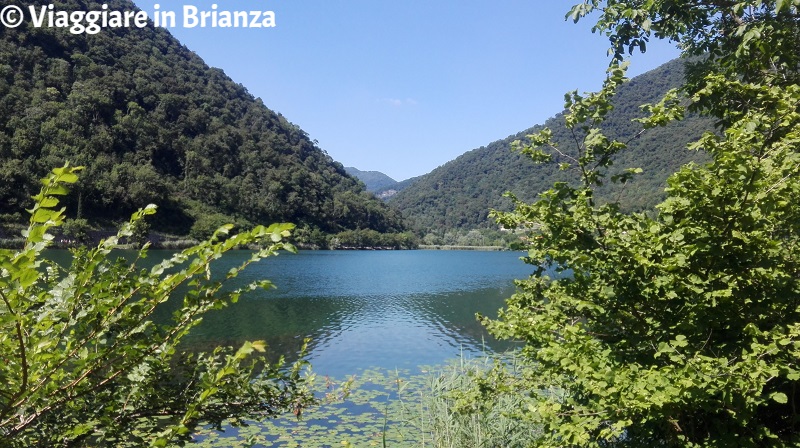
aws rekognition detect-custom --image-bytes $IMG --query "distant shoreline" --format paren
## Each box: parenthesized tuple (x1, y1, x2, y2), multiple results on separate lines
(418, 244, 506, 251)
(0, 232, 512, 251)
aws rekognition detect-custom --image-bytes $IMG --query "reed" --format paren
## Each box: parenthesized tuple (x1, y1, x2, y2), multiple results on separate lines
(394, 351, 540, 447)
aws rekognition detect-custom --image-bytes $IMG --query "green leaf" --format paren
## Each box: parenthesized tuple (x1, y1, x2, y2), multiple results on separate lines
(251, 340, 267, 352)
(771, 392, 788, 404)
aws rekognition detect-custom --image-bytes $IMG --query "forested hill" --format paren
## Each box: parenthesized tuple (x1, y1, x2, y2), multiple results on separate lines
(344, 167, 397, 193)
(388, 58, 712, 233)
(0, 0, 404, 236)
(345, 167, 419, 200)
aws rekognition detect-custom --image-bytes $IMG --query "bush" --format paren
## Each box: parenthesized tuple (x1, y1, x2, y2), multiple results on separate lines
(0, 165, 314, 446)
(481, 2, 800, 444)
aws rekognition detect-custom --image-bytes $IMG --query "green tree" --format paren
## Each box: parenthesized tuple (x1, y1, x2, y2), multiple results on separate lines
(61, 217, 92, 246)
(482, 1, 800, 446)
(0, 165, 314, 447)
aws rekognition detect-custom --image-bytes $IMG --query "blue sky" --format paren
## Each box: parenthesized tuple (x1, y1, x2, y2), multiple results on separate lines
(133, 0, 680, 180)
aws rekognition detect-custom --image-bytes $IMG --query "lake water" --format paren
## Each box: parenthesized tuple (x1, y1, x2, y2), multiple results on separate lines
(175, 250, 533, 377)
(44, 248, 536, 445)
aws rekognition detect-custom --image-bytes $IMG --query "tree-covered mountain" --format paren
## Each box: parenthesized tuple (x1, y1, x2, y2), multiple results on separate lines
(344, 167, 397, 193)
(0, 0, 404, 236)
(374, 176, 420, 200)
(344, 167, 421, 200)
(388, 58, 712, 234)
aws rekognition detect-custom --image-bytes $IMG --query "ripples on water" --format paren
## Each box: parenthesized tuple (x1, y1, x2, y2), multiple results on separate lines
(177, 250, 534, 377)
(56, 249, 527, 377)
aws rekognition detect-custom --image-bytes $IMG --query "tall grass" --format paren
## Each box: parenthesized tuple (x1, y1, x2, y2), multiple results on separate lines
(396, 351, 539, 447)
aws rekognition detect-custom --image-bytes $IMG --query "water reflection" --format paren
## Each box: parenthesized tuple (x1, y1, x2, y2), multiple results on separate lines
(49, 249, 534, 377)
(180, 250, 533, 376)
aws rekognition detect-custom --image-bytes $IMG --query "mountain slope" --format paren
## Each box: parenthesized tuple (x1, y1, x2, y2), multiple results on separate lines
(0, 0, 403, 235)
(374, 176, 420, 200)
(344, 167, 397, 193)
(388, 58, 712, 233)
(344, 167, 420, 200)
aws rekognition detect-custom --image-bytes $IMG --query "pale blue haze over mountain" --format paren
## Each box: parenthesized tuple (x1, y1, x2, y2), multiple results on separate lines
(344, 167, 397, 192)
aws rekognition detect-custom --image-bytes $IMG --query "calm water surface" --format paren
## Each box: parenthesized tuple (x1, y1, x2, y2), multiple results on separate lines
(50, 249, 533, 377)
(178, 250, 533, 377)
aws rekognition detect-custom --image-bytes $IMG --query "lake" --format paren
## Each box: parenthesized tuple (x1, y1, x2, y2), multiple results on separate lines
(174, 249, 533, 377)
(46, 248, 537, 445)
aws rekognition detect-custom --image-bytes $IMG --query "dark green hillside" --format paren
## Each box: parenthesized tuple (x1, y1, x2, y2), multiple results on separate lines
(0, 0, 403, 235)
(389, 58, 712, 233)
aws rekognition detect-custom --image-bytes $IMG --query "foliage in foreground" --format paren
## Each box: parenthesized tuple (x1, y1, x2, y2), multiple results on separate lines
(0, 165, 314, 447)
(481, 1, 800, 446)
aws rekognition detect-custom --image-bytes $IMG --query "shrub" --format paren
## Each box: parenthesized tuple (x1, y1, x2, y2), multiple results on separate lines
(0, 165, 314, 446)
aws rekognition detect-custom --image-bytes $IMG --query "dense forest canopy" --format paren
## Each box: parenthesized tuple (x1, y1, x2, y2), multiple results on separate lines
(388, 58, 713, 234)
(0, 0, 404, 236)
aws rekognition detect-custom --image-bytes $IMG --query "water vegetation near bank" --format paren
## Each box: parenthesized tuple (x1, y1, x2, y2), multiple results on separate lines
(191, 352, 536, 448)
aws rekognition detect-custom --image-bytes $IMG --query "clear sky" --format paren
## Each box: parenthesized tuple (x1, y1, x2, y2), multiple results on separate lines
(132, 0, 681, 181)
